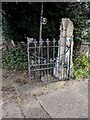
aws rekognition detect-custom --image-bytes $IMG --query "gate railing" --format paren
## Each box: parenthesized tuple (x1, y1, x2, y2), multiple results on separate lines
(27, 37, 71, 82)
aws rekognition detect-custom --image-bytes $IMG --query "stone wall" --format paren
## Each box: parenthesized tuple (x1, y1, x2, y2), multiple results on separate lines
(80, 42, 90, 58)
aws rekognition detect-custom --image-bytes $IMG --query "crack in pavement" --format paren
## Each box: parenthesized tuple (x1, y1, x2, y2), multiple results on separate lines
(12, 85, 26, 118)
(33, 93, 53, 119)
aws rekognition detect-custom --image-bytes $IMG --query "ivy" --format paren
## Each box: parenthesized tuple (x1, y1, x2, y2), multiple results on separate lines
(2, 48, 28, 70)
(73, 54, 90, 79)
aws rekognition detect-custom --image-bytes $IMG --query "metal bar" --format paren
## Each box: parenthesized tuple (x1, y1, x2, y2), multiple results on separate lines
(64, 37, 67, 63)
(31, 67, 54, 71)
(27, 40, 31, 81)
(52, 38, 56, 75)
(44, 59, 47, 81)
(30, 61, 66, 67)
(40, 40, 44, 80)
(53, 38, 56, 61)
(63, 37, 67, 78)
(42, 50, 44, 79)
(34, 39, 37, 64)
(37, 54, 40, 80)
(50, 58, 53, 80)
(29, 46, 59, 49)
(46, 39, 50, 81)
(68, 37, 72, 80)
(34, 39, 37, 81)
(58, 38, 61, 77)
(42, 42, 44, 78)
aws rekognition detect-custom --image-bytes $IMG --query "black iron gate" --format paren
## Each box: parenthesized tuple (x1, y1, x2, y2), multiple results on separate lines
(27, 37, 72, 82)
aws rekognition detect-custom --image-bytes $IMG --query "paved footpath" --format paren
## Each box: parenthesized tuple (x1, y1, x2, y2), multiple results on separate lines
(2, 79, 88, 118)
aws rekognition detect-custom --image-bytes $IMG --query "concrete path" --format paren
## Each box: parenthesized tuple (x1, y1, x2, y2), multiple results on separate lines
(2, 79, 88, 118)
(36, 81, 88, 118)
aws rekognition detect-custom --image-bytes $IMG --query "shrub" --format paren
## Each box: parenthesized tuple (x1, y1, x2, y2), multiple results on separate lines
(2, 48, 28, 70)
(73, 54, 89, 79)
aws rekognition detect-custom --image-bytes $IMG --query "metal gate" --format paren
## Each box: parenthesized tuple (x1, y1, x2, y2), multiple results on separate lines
(27, 37, 72, 82)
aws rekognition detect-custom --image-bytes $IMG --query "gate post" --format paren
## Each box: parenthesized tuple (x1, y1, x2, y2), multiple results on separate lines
(54, 18, 74, 80)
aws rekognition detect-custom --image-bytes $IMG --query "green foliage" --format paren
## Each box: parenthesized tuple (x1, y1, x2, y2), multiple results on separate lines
(2, 48, 28, 70)
(2, 3, 40, 42)
(74, 54, 89, 79)
(2, 2, 88, 43)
